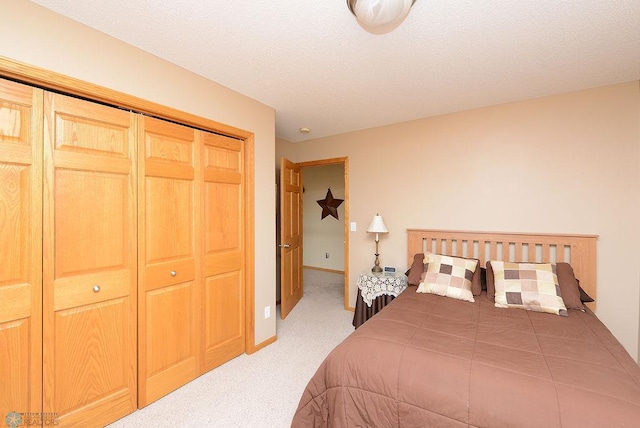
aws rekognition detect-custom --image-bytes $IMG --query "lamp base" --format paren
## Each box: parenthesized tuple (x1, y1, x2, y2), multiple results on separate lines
(372, 253, 382, 273)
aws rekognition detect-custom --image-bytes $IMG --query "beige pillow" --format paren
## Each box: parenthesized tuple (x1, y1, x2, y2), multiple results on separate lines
(416, 253, 477, 302)
(407, 252, 482, 294)
(490, 261, 567, 316)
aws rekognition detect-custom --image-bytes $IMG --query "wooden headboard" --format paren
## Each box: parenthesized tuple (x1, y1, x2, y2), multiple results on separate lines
(407, 229, 598, 309)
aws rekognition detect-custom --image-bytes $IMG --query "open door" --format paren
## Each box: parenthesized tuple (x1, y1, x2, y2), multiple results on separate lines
(280, 158, 303, 318)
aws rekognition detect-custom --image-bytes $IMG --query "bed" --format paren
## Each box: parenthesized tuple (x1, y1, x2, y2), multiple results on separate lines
(291, 229, 640, 427)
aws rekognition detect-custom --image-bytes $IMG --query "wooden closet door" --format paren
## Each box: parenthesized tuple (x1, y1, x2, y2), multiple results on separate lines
(138, 116, 201, 407)
(42, 92, 137, 426)
(201, 133, 245, 373)
(0, 79, 43, 420)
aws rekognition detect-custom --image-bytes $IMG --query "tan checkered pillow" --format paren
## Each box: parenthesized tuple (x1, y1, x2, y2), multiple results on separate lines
(416, 253, 477, 302)
(490, 261, 568, 316)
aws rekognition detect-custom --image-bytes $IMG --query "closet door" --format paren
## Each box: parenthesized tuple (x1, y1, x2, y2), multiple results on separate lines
(0, 79, 43, 420)
(138, 116, 201, 407)
(201, 133, 245, 373)
(42, 92, 137, 426)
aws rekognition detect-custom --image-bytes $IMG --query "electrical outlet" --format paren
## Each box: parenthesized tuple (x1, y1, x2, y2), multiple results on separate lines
(264, 306, 271, 319)
(325, 252, 329, 258)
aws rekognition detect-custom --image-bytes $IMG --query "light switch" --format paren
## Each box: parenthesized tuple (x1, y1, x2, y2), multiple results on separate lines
(350, 222, 357, 232)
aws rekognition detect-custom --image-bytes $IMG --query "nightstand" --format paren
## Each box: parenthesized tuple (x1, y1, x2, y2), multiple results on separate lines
(352, 270, 408, 328)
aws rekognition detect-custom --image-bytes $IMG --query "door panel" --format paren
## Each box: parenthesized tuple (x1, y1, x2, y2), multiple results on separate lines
(145, 176, 194, 262)
(144, 282, 198, 401)
(146, 283, 195, 375)
(201, 133, 244, 373)
(53, 299, 129, 414)
(204, 272, 243, 367)
(138, 116, 200, 407)
(0, 79, 42, 420)
(54, 169, 128, 275)
(43, 92, 137, 426)
(280, 158, 303, 319)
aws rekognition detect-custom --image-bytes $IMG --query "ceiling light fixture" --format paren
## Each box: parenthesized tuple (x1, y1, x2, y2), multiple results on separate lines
(347, 0, 416, 34)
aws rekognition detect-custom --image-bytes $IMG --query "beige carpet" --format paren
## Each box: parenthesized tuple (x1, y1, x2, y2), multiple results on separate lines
(108, 269, 354, 428)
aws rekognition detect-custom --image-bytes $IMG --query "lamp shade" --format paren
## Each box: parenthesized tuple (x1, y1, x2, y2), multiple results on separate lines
(366, 214, 388, 234)
(347, 0, 415, 29)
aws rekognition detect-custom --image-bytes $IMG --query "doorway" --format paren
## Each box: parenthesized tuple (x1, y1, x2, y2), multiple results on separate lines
(277, 157, 349, 311)
(300, 160, 348, 309)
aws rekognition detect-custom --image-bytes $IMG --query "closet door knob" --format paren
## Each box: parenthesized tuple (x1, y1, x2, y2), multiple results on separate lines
(170, 271, 177, 277)
(93, 285, 101, 293)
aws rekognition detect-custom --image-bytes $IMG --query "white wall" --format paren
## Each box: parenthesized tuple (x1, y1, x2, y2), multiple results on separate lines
(1, 0, 277, 345)
(303, 164, 345, 271)
(277, 82, 640, 361)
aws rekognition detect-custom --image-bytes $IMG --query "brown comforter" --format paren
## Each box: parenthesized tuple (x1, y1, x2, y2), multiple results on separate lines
(292, 286, 640, 427)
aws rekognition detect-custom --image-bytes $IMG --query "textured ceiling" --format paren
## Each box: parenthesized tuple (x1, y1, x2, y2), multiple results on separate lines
(31, 0, 640, 143)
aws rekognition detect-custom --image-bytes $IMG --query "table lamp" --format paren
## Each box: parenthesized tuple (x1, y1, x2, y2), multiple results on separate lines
(366, 213, 388, 273)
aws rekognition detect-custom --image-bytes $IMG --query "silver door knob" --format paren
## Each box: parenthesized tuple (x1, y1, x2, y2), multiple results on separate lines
(279, 244, 291, 248)
(93, 285, 100, 292)
(170, 271, 177, 277)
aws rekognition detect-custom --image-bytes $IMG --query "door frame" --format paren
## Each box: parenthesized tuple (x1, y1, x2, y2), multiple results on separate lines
(0, 57, 259, 354)
(298, 157, 349, 309)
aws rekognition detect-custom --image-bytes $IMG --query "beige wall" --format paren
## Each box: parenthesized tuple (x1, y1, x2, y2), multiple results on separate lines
(303, 164, 346, 271)
(1, 0, 276, 345)
(638, 92, 640, 363)
(277, 82, 640, 361)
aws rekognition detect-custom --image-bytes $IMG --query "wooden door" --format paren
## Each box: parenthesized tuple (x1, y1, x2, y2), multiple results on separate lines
(280, 158, 303, 319)
(42, 92, 137, 426)
(0, 79, 43, 421)
(138, 116, 201, 407)
(200, 133, 245, 373)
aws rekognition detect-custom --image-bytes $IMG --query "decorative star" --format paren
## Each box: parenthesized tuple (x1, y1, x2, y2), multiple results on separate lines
(316, 188, 344, 220)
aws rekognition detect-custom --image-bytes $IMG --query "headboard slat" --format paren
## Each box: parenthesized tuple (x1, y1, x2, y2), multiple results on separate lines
(515, 242, 523, 261)
(542, 244, 551, 263)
